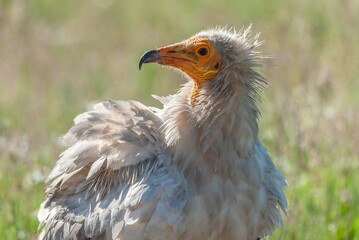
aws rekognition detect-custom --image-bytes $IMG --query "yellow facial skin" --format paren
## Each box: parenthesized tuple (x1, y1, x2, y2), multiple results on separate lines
(139, 36, 222, 106)
(157, 37, 221, 85)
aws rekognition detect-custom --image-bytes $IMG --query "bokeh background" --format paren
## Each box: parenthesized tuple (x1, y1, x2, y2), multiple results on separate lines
(1, 0, 358, 239)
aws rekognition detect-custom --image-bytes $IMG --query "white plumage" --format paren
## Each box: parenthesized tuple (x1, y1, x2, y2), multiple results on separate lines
(38, 26, 287, 240)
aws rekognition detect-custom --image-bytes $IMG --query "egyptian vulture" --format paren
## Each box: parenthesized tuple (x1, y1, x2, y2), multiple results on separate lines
(38, 26, 287, 240)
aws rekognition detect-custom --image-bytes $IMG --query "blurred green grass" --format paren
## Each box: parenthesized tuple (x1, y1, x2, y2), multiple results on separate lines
(0, 0, 358, 239)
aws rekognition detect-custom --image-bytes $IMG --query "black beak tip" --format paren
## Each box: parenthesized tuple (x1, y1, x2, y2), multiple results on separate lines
(138, 50, 160, 71)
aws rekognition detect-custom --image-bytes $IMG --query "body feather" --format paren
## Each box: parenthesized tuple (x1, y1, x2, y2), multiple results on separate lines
(38, 27, 287, 240)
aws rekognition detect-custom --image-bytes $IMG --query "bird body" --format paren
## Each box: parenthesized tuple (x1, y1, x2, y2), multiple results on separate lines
(38, 26, 287, 240)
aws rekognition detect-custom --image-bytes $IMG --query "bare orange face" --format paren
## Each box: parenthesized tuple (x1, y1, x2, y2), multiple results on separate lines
(157, 37, 221, 84)
(139, 37, 221, 85)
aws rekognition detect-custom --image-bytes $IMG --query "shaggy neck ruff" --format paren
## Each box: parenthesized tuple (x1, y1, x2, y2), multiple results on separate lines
(159, 27, 268, 182)
(162, 67, 264, 180)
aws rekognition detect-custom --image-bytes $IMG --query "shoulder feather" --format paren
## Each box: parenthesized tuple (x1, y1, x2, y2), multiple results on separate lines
(38, 100, 176, 239)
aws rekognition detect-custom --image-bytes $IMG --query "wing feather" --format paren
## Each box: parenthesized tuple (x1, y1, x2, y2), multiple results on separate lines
(38, 100, 186, 239)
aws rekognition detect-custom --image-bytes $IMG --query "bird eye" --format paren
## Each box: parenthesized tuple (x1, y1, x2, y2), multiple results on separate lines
(197, 47, 208, 56)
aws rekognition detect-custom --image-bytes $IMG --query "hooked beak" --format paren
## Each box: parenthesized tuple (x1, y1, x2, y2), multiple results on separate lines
(138, 41, 191, 71)
(138, 50, 161, 70)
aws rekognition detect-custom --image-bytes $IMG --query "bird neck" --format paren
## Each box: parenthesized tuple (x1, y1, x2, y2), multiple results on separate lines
(190, 82, 201, 107)
(162, 77, 260, 178)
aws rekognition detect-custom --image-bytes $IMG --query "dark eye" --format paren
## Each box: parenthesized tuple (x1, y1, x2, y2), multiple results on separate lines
(197, 47, 208, 56)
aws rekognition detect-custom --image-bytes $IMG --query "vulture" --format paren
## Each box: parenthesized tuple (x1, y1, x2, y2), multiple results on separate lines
(38, 26, 287, 240)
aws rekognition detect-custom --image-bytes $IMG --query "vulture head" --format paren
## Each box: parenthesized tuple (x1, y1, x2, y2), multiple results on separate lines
(139, 26, 266, 107)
